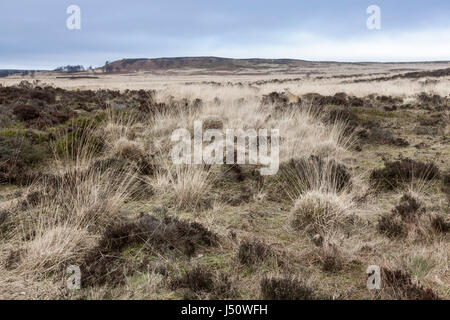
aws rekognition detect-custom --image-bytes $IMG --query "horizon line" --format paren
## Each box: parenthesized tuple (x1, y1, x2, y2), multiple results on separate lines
(2, 56, 450, 71)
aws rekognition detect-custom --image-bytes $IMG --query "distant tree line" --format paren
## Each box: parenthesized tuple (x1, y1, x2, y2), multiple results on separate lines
(54, 65, 85, 73)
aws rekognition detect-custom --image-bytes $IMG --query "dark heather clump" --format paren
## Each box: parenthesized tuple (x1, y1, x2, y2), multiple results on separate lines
(302, 92, 349, 107)
(370, 159, 440, 190)
(13, 105, 41, 121)
(360, 127, 409, 147)
(260, 92, 302, 113)
(377, 214, 406, 238)
(79, 214, 219, 287)
(431, 215, 450, 233)
(322, 107, 359, 134)
(377, 193, 425, 238)
(170, 266, 235, 298)
(101, 214, 219, 256)
(393, 193, 425, 222)
(237, 239, 274, 266)
(260, 276, 315, 300)
(171, 266, 214, 292)
(0, 134, 49, 184)
(442, 172, 450, 200)
(0, 210, 8, 226)
(261, 92, 289, 106)
(318, 245, 345, 272)
(381, 268, 441, 300)
(81, 250, 130, 287)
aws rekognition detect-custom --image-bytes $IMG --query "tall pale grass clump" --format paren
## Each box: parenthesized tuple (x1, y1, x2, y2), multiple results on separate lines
(100, 110, 150, 159)
(401, 175, 438, 203)
(18, 225, 96, 275)
(285, 158, 358, 235)
(0, 265, 63, 299)
(102, 110, 137, 142)
(150, 162, 211, 210)
(112, 137, 145, 159)
(279, 155, 352, 202)
(290, 190, 352, 235)
(51, 119, 104, 171)
(27, 164, 136, 232)
(272, 105, 354, 163)
(279, 156, 357, 235)
(149, 103, 201, 137)
(273, 107, 357, 235)
(201, 99, 353, 163)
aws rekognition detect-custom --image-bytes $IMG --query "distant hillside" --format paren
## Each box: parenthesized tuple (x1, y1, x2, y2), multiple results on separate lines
(101, 57, 317, 73)
(0, 69, 50, 78)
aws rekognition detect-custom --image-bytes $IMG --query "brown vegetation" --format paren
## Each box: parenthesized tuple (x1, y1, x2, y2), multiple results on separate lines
(0, 67, 448, 300)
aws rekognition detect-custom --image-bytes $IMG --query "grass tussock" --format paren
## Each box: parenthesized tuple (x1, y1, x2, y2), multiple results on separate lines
(277, 156, 352, 201)
(149, 163, 212, 210)
(290, 190, 352, 235)
(112, 137, 146, 160)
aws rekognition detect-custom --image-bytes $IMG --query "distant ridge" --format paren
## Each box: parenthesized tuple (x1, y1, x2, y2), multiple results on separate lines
(100, 57, 450, 74)
(102, 56, 318, 73)
(0, 70, 30, 78)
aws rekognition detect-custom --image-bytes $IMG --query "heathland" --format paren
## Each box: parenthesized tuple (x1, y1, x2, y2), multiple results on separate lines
(0, 59, 449, 299)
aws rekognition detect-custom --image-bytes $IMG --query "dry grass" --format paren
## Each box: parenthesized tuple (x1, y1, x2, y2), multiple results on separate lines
(0, 124, 138, 296)
(19, 225, 96, 275)
(272, 106, 354, 162)
(0, 66, 449, 300)
(149, 163, 212, 210)
(112, 137, 145, 159)
(444, 110, 450, 136)
(290, 190, 353, 235)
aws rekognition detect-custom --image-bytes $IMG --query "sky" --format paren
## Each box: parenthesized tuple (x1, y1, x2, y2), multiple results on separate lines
(1, 0, 450, 69)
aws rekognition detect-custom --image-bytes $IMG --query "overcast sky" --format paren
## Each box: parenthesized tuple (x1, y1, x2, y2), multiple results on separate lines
(1, 0, 450, 69)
